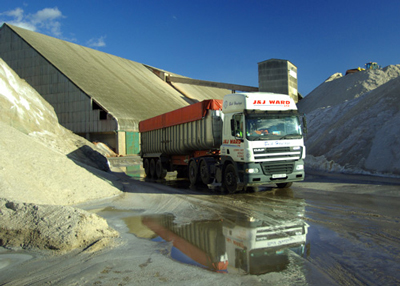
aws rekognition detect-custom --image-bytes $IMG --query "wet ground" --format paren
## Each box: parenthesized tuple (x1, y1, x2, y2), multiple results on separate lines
(1, 168, 400, 285)
(122, 168, 400, 285)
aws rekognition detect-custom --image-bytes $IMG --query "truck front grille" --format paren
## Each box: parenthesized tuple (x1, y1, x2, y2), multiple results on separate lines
(261, 162, 294, 174)
(255, 225, 305, 242)
(265, 147, 291, 153)
(254, 146, 302, 162)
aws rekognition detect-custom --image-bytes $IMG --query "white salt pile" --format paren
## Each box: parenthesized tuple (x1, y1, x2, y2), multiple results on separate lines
(298, 65, 400, 176)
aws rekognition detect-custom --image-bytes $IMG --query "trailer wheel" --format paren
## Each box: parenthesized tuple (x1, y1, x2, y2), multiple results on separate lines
(223, 164, 240, 194)
(276, 182, 293, 188)
(144, 159, 151, 177)
(188, 160, 199, 185)
(156, 159, 167, 179)
(199, 159, 212, 185)
(150, 159, 156, 178)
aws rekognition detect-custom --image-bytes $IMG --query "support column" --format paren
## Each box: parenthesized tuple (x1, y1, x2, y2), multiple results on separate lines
(116, 131, 126, 156)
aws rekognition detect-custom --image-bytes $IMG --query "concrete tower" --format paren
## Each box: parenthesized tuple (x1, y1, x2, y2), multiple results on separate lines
(258, 59, 298, 102)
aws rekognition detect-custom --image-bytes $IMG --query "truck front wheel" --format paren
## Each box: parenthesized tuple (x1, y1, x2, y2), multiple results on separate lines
(223, 164, 240, 194)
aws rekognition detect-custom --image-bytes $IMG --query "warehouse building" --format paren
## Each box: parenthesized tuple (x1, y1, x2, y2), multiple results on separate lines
(0, 23, 259, 155)
(0, 23, 298, 155)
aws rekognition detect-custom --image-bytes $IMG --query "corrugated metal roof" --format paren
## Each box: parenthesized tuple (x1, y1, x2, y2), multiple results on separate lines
(170, 82, 230, 102)
(143, 64, 232, 102)
(6, 24, 191, 130)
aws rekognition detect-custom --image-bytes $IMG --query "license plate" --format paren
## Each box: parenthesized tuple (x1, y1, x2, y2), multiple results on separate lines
(272, 174, 286, 178)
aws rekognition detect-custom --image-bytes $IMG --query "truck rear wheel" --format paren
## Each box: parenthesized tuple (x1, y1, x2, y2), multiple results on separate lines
(188, 160, 199, 185)
(150, 159, 156, 178)
(223, 164, 240, 194)
(143, 158, 151, 177)
(156, 159, 167, 179)
(276, 182, 293, 188)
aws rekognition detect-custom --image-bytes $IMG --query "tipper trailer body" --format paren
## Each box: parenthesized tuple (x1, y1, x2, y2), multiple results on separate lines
(139, 92, 306, 193)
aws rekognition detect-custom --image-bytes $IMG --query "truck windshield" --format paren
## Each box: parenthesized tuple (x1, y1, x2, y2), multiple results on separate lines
(245, 113, 302, 141)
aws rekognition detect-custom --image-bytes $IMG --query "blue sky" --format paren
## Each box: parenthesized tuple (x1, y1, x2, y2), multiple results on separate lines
(0, 1, 399, 96)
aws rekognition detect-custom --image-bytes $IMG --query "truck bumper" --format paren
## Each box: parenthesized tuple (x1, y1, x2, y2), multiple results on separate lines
(240, 160, 305, 186)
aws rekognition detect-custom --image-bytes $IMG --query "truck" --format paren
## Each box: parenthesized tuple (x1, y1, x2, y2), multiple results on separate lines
(139, 92, 306, 193)
(141, 212, 309, 275)
(222, 215, 309, 275)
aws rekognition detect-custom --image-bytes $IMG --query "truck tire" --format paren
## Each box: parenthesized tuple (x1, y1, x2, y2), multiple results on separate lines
(223, 164, 240, 194)
(150, 159, 156, 178)
(199, 159, 212, 185)
(188, 160, 199, 185)
(144, 158, 151, 177)
(156, 159, 167, 179)
(276, 182, 293, 188)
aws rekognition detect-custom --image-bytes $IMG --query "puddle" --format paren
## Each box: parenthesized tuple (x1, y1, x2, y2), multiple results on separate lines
(0, 251, 33, 270)
(94, 187, 310, 276)
(97, 207, 309, 275)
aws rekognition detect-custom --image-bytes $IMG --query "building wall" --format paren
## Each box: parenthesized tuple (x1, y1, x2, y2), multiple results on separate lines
(0, 25, 123, 153)
(287, 61, 298, 101)
(258, 59, 298, 102)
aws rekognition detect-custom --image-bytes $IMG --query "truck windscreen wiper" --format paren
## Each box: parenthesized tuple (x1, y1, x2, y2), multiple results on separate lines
(279, 134, 302, 140)
(250, 134, 277, 140)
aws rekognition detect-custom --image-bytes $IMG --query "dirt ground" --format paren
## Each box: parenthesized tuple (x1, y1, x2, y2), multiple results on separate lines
(0, 168, 332, 286)
(2, 169, 400, 285)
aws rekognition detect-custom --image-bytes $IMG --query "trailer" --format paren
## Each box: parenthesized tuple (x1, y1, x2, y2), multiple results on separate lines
(139, 92, 306, 193)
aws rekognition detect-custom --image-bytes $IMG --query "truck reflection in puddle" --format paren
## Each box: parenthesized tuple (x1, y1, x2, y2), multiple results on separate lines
(127, 213, 309, 275)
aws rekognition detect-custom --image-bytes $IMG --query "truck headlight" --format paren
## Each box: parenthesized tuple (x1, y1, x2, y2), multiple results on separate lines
(246, 168, 259, 173)
(296, 165, 304, 170)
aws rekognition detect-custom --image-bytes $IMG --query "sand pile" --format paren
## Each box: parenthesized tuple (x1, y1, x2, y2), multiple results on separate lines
(298, 65, 400, 176)
(0, 198, 118, 252)
(0, 58, 122, 251)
